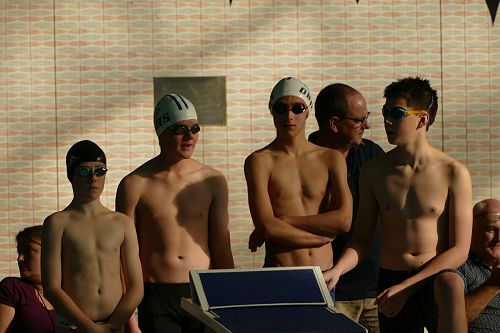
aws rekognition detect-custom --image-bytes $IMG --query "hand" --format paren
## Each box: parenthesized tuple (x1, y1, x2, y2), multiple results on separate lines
(248, 229, 264, 252)
(323, 268, 341, 291)
(376, 283, 411, 318)
(82, 322, 115, 333)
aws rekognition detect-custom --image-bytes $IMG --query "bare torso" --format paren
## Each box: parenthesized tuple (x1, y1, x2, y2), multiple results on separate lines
(255, 145, 336, 270)
(126, 158, 221, 283)
(50, 209, 127, 321)
(368, 147, 458, 271)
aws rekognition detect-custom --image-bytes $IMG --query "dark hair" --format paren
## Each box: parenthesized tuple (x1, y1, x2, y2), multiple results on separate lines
(16, 225, 43, 246)
(314, 83, 360, 128)
(66, 140, 107, 180)
(383, 76, 438, 129)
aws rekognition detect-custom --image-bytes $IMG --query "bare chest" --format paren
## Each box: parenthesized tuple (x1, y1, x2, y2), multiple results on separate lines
(375, 167, 449, 219)
(268, 157, 330, 201)
(62, 220, 123, 256)
(137, 177, 213, 225)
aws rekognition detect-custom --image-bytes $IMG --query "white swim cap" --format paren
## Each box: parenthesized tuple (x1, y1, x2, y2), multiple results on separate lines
(154, 94, 198, 137)
(269, 77, 313, 110)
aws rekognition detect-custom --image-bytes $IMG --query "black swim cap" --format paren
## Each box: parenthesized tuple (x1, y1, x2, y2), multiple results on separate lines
(66, 140, 107, 180)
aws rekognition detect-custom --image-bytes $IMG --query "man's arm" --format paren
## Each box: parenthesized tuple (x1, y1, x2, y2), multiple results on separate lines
(208, 173, 235, 268)
(282, 149, 353, 236)
(41, 214, 104, 332)
(464, 265, 500, 323)
(107, 216, 144, 330)
(244, 153, 332, 247)
(324, 162, 379, 290)
(377, 162, 473, 317)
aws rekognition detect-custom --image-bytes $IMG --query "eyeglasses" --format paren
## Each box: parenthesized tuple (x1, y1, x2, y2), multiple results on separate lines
(167, 124, 201, 135)
(76, 166, 108, 177)
(273, 102, 309, 115)
(340, 112, 370, 128)
(382, 106, 427, 120)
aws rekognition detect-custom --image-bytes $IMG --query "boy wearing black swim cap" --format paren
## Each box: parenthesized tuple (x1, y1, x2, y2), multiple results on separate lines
(42, 140, 143, 333)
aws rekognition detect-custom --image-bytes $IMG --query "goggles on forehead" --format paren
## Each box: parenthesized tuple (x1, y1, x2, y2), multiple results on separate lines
(167, 124, 201, 135)
(382, 106, 427, 120)
(273, 102, 309, 115)
(76, 166, 108, 177)
(474, 212, 500, 221)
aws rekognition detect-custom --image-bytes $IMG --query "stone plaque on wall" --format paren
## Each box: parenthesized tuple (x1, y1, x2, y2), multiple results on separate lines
(154, 76, 226, 125)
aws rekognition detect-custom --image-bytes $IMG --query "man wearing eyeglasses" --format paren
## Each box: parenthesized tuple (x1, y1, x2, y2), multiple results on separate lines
(116, 94, 234, 333)
(324, 77, 473, 333)
(434, 198, 500, 333)
(245, 77, 352, 277)
(42, 140, 144, 333)
(309, 83, 384, 333)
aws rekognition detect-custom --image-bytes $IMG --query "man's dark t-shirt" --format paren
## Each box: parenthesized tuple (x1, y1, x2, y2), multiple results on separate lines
(309, 132, 384, 300)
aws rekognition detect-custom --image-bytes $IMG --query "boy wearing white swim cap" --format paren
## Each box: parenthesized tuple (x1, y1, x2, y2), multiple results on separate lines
(116, 94, 234, 333)
(245, 77, 352, 289)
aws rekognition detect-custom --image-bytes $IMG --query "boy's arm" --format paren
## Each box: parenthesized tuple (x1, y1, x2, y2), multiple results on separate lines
(377, 163, 473, 317)
(282, 149, 353, 236)
(115, 176, 140, 224)
(208, 173, 235, 269)
(41, 215, 101, 332)
(323, 163, 379, 290)
(107, 216, 144, 330)
(244, 153, 332, 248)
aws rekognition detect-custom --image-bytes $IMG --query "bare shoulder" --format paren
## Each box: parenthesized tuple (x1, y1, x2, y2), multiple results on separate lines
(109, 210, 133, 224)
(194, 160, 227, 185)
(317, 144, 344, 162)
(244, 144, 275, 170)
(433, 148, 470, 180)
(117, 159, 157, 191)
(43, 210, 74, 233)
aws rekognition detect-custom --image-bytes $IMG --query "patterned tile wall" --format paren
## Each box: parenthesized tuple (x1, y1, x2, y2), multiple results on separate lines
(0, 0, 499, 277)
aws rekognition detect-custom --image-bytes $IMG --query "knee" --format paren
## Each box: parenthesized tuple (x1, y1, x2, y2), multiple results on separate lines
(434, 271, 464, 301)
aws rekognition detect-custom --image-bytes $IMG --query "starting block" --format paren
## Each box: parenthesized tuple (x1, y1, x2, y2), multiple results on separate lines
(181, 266, 367, 333)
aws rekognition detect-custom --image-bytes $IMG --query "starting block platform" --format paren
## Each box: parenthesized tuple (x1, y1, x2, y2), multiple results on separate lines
(181, 266, 367, 333)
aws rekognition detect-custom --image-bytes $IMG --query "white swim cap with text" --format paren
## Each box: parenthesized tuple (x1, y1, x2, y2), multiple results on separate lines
(154, 94, 198, 137)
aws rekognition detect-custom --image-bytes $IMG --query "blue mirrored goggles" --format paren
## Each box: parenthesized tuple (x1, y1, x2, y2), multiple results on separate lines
(167, 124, 201, 135)
(76, 166, 108, 177)
(273, 102, 309, 115)
(382, 106, 427, 120)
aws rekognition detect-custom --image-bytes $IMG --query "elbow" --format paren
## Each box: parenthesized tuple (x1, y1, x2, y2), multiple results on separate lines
(338, 213, 352, 234)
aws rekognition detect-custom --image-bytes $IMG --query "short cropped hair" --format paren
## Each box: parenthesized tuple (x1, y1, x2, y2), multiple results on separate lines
(16, 225, 43, 246)
(383, 76, 438, 129)
(314, 83, 360, 128)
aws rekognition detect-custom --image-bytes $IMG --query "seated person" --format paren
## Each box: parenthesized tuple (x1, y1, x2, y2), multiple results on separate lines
(435, 198, 500, 333)
(0, 225, 56, 333)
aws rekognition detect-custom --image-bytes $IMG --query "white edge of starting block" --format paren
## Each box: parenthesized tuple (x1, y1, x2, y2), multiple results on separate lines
(181, 298, 232, 333)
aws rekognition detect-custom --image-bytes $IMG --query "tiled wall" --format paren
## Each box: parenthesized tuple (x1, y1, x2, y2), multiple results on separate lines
(1, 0, 499, 277)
